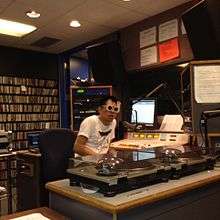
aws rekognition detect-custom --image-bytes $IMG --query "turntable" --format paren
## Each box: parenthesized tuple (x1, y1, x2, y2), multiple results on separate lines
(67, 150, 215, 197)
(158, 148, 215, 179)
(174, 155, 215, 178)
(67, 150, 173, 197)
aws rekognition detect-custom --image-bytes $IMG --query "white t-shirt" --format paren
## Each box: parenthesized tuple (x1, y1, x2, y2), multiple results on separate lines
(78, 115, 116, 154)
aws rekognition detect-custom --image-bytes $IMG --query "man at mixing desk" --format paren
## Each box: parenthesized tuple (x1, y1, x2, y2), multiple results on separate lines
(74, 96, 121, 156)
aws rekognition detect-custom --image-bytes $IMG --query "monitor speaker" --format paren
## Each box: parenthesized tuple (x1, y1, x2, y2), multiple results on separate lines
(87, 41, 125, 85)
(182, 0, 220, 59)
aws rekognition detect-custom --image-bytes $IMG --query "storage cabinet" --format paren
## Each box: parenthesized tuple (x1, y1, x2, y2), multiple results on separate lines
(16, 152, 45, 211)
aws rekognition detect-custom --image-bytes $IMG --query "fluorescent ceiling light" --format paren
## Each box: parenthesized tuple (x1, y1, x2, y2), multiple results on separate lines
(70, 20, 81, 28)
(26, 10, 41, 18)
(0, 18, 37, 37)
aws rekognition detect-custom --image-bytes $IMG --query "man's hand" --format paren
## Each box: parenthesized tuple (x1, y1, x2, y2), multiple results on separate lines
(107, 148, 117, 157)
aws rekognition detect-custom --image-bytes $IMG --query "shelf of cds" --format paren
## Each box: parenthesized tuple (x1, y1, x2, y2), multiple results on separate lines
(0, 155, 17, 215)
(0, 75, 60, 150)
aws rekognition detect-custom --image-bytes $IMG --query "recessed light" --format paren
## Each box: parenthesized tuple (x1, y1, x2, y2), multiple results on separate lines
(70, 20, 81, 28)
(122, 0, 131, 2)
(0, 18, 37, 37)
(26, 10, 40, 18)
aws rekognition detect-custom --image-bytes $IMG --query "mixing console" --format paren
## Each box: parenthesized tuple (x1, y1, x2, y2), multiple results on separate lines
(110, 132, 189, 150)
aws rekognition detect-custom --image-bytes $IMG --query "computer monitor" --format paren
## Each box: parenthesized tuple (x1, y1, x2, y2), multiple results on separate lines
(27, 131, 41, 149)
(130, 98, 156, 127)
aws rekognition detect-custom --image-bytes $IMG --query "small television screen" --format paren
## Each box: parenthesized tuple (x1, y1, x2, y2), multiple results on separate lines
(130, 99, 156, 127)
(27, 131, 41, 148)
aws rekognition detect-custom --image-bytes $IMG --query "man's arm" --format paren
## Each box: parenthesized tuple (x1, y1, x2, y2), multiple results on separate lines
(74, 135, 97, 156)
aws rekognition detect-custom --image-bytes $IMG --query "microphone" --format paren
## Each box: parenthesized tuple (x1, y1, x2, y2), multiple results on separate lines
(122, 121, 137, 131)
(132, 109, 138, 124)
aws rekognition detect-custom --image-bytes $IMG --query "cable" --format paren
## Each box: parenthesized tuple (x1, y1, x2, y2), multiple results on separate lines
(199, 114, 205, 149)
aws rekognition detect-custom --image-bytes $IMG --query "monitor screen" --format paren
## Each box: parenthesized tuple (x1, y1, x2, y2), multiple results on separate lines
(70, 57, 89, 81)
(131, 99, 156, 126)
(27, 131, 41, 148)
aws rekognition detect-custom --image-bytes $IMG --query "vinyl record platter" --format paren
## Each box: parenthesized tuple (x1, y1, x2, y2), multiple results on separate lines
(67, 149, 215, 197)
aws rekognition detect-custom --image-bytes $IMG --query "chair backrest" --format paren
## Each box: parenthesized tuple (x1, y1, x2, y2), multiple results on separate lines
(39, 128, 75, 183)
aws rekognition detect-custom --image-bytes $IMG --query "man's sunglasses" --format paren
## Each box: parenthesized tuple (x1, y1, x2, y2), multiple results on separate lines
(103, 105, 120, 113)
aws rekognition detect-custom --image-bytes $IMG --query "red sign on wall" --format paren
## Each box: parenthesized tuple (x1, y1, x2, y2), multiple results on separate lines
(159, 38, 180, 62)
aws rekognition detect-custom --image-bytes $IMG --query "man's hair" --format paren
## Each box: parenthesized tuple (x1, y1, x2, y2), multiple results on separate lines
(99, 96, 119, 107)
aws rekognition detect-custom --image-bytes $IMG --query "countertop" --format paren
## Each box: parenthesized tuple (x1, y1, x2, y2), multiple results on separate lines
(46, 167, 220, 214)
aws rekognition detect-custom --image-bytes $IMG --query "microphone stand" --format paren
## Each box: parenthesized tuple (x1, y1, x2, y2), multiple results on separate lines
(133, 83, 165, 104)
(134, 82, 185, 123)
(124, 82, 185, 132)
(164, 87, 186, 122)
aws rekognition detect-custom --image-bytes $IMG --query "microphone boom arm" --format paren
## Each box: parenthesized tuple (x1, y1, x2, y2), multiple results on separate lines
(133, 83, 165, 104)
(135, 82, 185, 121)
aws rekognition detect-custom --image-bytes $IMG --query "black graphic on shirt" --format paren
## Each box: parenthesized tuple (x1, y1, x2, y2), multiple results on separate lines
(99, 129, 112, 137)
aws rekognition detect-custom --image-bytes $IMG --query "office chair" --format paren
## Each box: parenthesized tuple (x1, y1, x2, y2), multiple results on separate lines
(39, 128, 75, 184)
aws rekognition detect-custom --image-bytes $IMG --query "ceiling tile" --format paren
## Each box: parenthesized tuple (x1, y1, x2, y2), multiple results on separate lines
(15, 0, 87, 13)
(64, 0, 144, 28)
(0, 0, 13, 8)
(106, 0, 190, 15)
(136, 0, 190, 16)
(0, 0, 87, 27)
(0, 0, 193, 53)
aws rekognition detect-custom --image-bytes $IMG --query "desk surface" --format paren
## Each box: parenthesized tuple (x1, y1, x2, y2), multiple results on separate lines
(17, 150, 41, 157)
(0, 207, 66, 220)
(46, 168, 220, 214)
